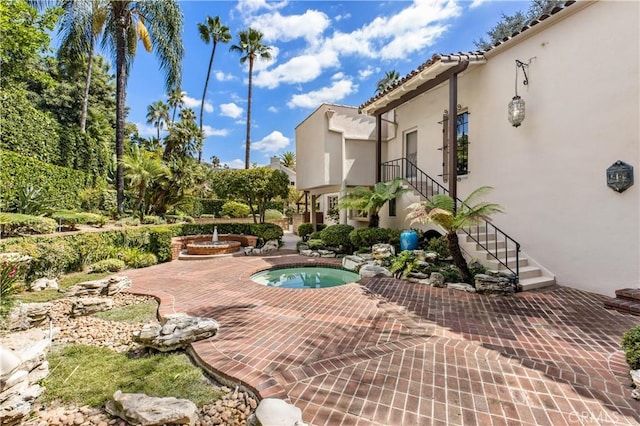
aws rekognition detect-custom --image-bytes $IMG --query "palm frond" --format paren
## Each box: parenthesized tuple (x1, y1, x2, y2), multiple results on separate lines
(136, 19, 151, 52)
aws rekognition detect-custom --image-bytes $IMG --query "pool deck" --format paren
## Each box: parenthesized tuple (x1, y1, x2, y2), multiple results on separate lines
(124, 251, 640, 425)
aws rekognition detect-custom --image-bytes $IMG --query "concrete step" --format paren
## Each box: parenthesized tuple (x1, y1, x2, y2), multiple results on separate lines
(483, 248, 518, 260)
(515, 265, 543, 280)
(488, 256, 529, 269)
(519, 276, 556, 291)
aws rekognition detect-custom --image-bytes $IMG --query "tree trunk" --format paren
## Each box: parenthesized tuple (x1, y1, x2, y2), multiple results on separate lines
(199, 41, 217, 163)
(368, 212, 380, 228)
(446, 231, 473, 284)
(80, 41, 94, 134)
(115, 19, 127, 215)
(245, 58, 253, 169)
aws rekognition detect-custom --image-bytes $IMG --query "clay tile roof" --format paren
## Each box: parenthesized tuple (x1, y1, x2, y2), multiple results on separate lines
(359, 1, 577, 112)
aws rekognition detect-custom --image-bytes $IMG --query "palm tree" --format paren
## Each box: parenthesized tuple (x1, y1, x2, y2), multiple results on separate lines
(376, 70, 400, 94)
(180, 107, 196, 123)
(338, 177, 409, 228)
(230, 28, 272, 169)
(167, 87, 184, 123)
(121, 144, 168, 215)
(146, 100, 169, 140)
(210, 155, 221, 168)
(102, 1, 183, 214)
(57, 0, 108, 134)
(280, 151, 296, 170)
(406, 186, 504, 285)
(197, 15, 231, 163)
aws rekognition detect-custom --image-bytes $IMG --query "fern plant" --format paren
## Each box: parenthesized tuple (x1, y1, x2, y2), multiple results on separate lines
(389, 250, 420, 278)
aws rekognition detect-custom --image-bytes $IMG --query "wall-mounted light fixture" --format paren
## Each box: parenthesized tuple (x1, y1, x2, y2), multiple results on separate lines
(508, 59, 530, 127)
(607, 161, 634, 193)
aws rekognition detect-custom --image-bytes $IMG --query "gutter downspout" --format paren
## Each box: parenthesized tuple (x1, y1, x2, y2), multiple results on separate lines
(447, 61, 469, 212)
(376, 114, 382, 183)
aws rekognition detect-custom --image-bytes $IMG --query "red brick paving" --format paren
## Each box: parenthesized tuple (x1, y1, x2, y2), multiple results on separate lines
(124, 252, 640, 425)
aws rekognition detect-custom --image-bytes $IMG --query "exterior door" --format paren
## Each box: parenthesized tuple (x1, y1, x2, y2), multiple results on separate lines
(405, 131, 417, 179)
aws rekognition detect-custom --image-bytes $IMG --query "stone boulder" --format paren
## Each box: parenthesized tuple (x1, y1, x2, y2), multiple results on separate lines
(0, 339, 50, 426)
(7, 303, 52, 331)
(428, 272, 446, 288)
(69, 297, 115, 317)
(371, 244, 395, 260)
(106, 391, 198, 426)
(66, 276, 131, 297)
(342, 255, 366, 272)
(261, 239, 280, 253)
(132, 313, 219, 352)
(317, 250, 336, 258)
(247, 398, 307, 426)
(447, 283, 476, 293)
(474, 274, 515, 296)
(29, 277, 58, 292)
(359, 264, 392, 278)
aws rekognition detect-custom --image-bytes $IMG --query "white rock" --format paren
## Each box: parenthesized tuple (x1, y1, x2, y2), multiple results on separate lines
(0, 347, 21, 379)
(447, 283, 476, 293)
(342, 255, 365, 271)
(359, 264, 392, 278)
(29, 278, 58, 292)
(248, 399, 306, 426)
(105, 391, 198, 426)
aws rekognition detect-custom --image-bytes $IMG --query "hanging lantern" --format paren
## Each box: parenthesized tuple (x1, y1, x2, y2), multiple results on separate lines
(508, 95, 525, 127)
(509, 59, 530, 128)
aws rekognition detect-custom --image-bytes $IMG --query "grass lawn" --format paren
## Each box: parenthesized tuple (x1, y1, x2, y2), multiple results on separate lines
(93, 300, 157, 323)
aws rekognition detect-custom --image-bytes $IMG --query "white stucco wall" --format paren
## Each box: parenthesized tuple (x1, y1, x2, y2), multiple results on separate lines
(380, 1, 639, 296)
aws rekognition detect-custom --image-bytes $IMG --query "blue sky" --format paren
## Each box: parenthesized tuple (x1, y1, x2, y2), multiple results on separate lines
(120, 0, 526, 167)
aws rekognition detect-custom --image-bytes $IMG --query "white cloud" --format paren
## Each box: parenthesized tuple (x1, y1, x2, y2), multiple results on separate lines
(470, 0, 489, 9)
(220, 103, 244, 119)
(181, 94, 213, 113)
(224, 159, 245, 169)
(358, 66, 378, 80)
(134, 122, 163, 138)
(287, 78, 357, 109)
(251, 131, 290, 153)
(202, 126, 228, 137)
(268, 106, 279, 113)
(215, 71, 235, 82)
(331, 72, 345, 80)
(250, 9, 330, 43)
(235, 0, 288, 15)
(254, 51, 338, 88)
(335, 13, 351, 22)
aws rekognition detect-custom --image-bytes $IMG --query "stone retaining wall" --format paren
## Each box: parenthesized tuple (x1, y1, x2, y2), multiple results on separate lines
(170, 235, 258, 260)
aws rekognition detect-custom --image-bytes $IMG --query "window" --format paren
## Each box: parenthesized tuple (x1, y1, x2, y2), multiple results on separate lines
(388, 198, 396, 217)
(405, 131, 418, 179)
(327, 195, 339, 211)
(441, 110, 470, 181)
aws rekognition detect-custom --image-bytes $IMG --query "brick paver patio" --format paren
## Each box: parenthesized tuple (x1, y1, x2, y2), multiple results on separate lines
(125, 252, 640, 425)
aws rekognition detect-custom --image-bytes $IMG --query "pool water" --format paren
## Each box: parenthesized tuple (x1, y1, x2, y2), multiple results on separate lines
(250, 267, 360, 289)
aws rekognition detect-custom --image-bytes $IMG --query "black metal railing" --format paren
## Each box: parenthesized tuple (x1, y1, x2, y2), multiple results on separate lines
(382, 157, 520, 282)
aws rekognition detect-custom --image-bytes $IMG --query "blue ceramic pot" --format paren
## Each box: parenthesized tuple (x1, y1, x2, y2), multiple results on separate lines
(400, 230, 418, 251)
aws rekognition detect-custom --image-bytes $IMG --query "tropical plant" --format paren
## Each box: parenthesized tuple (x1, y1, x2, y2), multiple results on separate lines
(121, 145, 168, 215)
(406, 186, 503, 285)
(56, 0, 108, 134)
(376, 70, 400, 94)
(280, 151, 296, 170)
(197, 15, 231, 162)
(389, 250, 419, 278)
(229, 28, 272, 169)
(101, 0, 184, 214)
(0, 253, 31, 319)
(146, 100, 170, 140)
(167, 87, 185, 124)
(338, 177, 409, 228)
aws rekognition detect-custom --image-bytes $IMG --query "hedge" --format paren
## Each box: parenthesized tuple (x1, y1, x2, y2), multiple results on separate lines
(0, 222, 283, 281)
(0, 213, 58, 236)
(0, 149, 97, 211)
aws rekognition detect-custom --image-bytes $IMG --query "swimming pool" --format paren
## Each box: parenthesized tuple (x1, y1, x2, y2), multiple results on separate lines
(250, 266, 360, 289)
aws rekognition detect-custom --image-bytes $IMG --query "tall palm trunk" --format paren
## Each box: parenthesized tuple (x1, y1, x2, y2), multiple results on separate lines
(446, 231, 473, 284)
(80, 42, 94, 134)
(115, 18, 127, 215)
(199, 41, 217, 163)
(245, 58, 253, 169)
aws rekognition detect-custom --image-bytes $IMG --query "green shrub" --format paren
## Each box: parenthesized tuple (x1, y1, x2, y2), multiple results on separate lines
(309, 231, 322, 240)
(1, 238, 78, 281)
(116, 217, 140, 227)
(50, 210, 108, 229)
(622, 326, 640, 370)
(307, 239, 325, 250)
(69, 233, 113, 266)
(221, 201, 251, 218)
(427, 236, 450, 259)
(141, 215, 166, 225)
(0, 213, 57, 236)
(468, 260, 487, 278)
(319, 224, 354, 251)
(264, 209, 284, 221)
(389, 250, 419, 278)
(297, 222, 326, 241)
(118, 248, 157, 269)
(149, 227, 174, 263)
(89, 259, 126, 273)
(349, 227, 399, 249)
(437, 264, 462, 283)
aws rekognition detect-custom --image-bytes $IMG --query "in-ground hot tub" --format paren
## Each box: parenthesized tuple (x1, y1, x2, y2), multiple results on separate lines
(251, 266, 359, 289)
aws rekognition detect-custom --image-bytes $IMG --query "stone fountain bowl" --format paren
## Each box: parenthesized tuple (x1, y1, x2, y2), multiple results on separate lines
(186, 240, 242, 255)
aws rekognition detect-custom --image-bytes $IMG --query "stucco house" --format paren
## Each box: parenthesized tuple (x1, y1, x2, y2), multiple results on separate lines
(296, 0, 639, 296)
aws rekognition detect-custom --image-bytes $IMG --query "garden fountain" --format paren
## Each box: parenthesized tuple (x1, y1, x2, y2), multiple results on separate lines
(185, 226, 242, 256)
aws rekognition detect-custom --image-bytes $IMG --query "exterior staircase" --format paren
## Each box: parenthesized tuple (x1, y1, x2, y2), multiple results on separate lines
(604, 289, 640, 316)
(383, 158, 556, 292)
